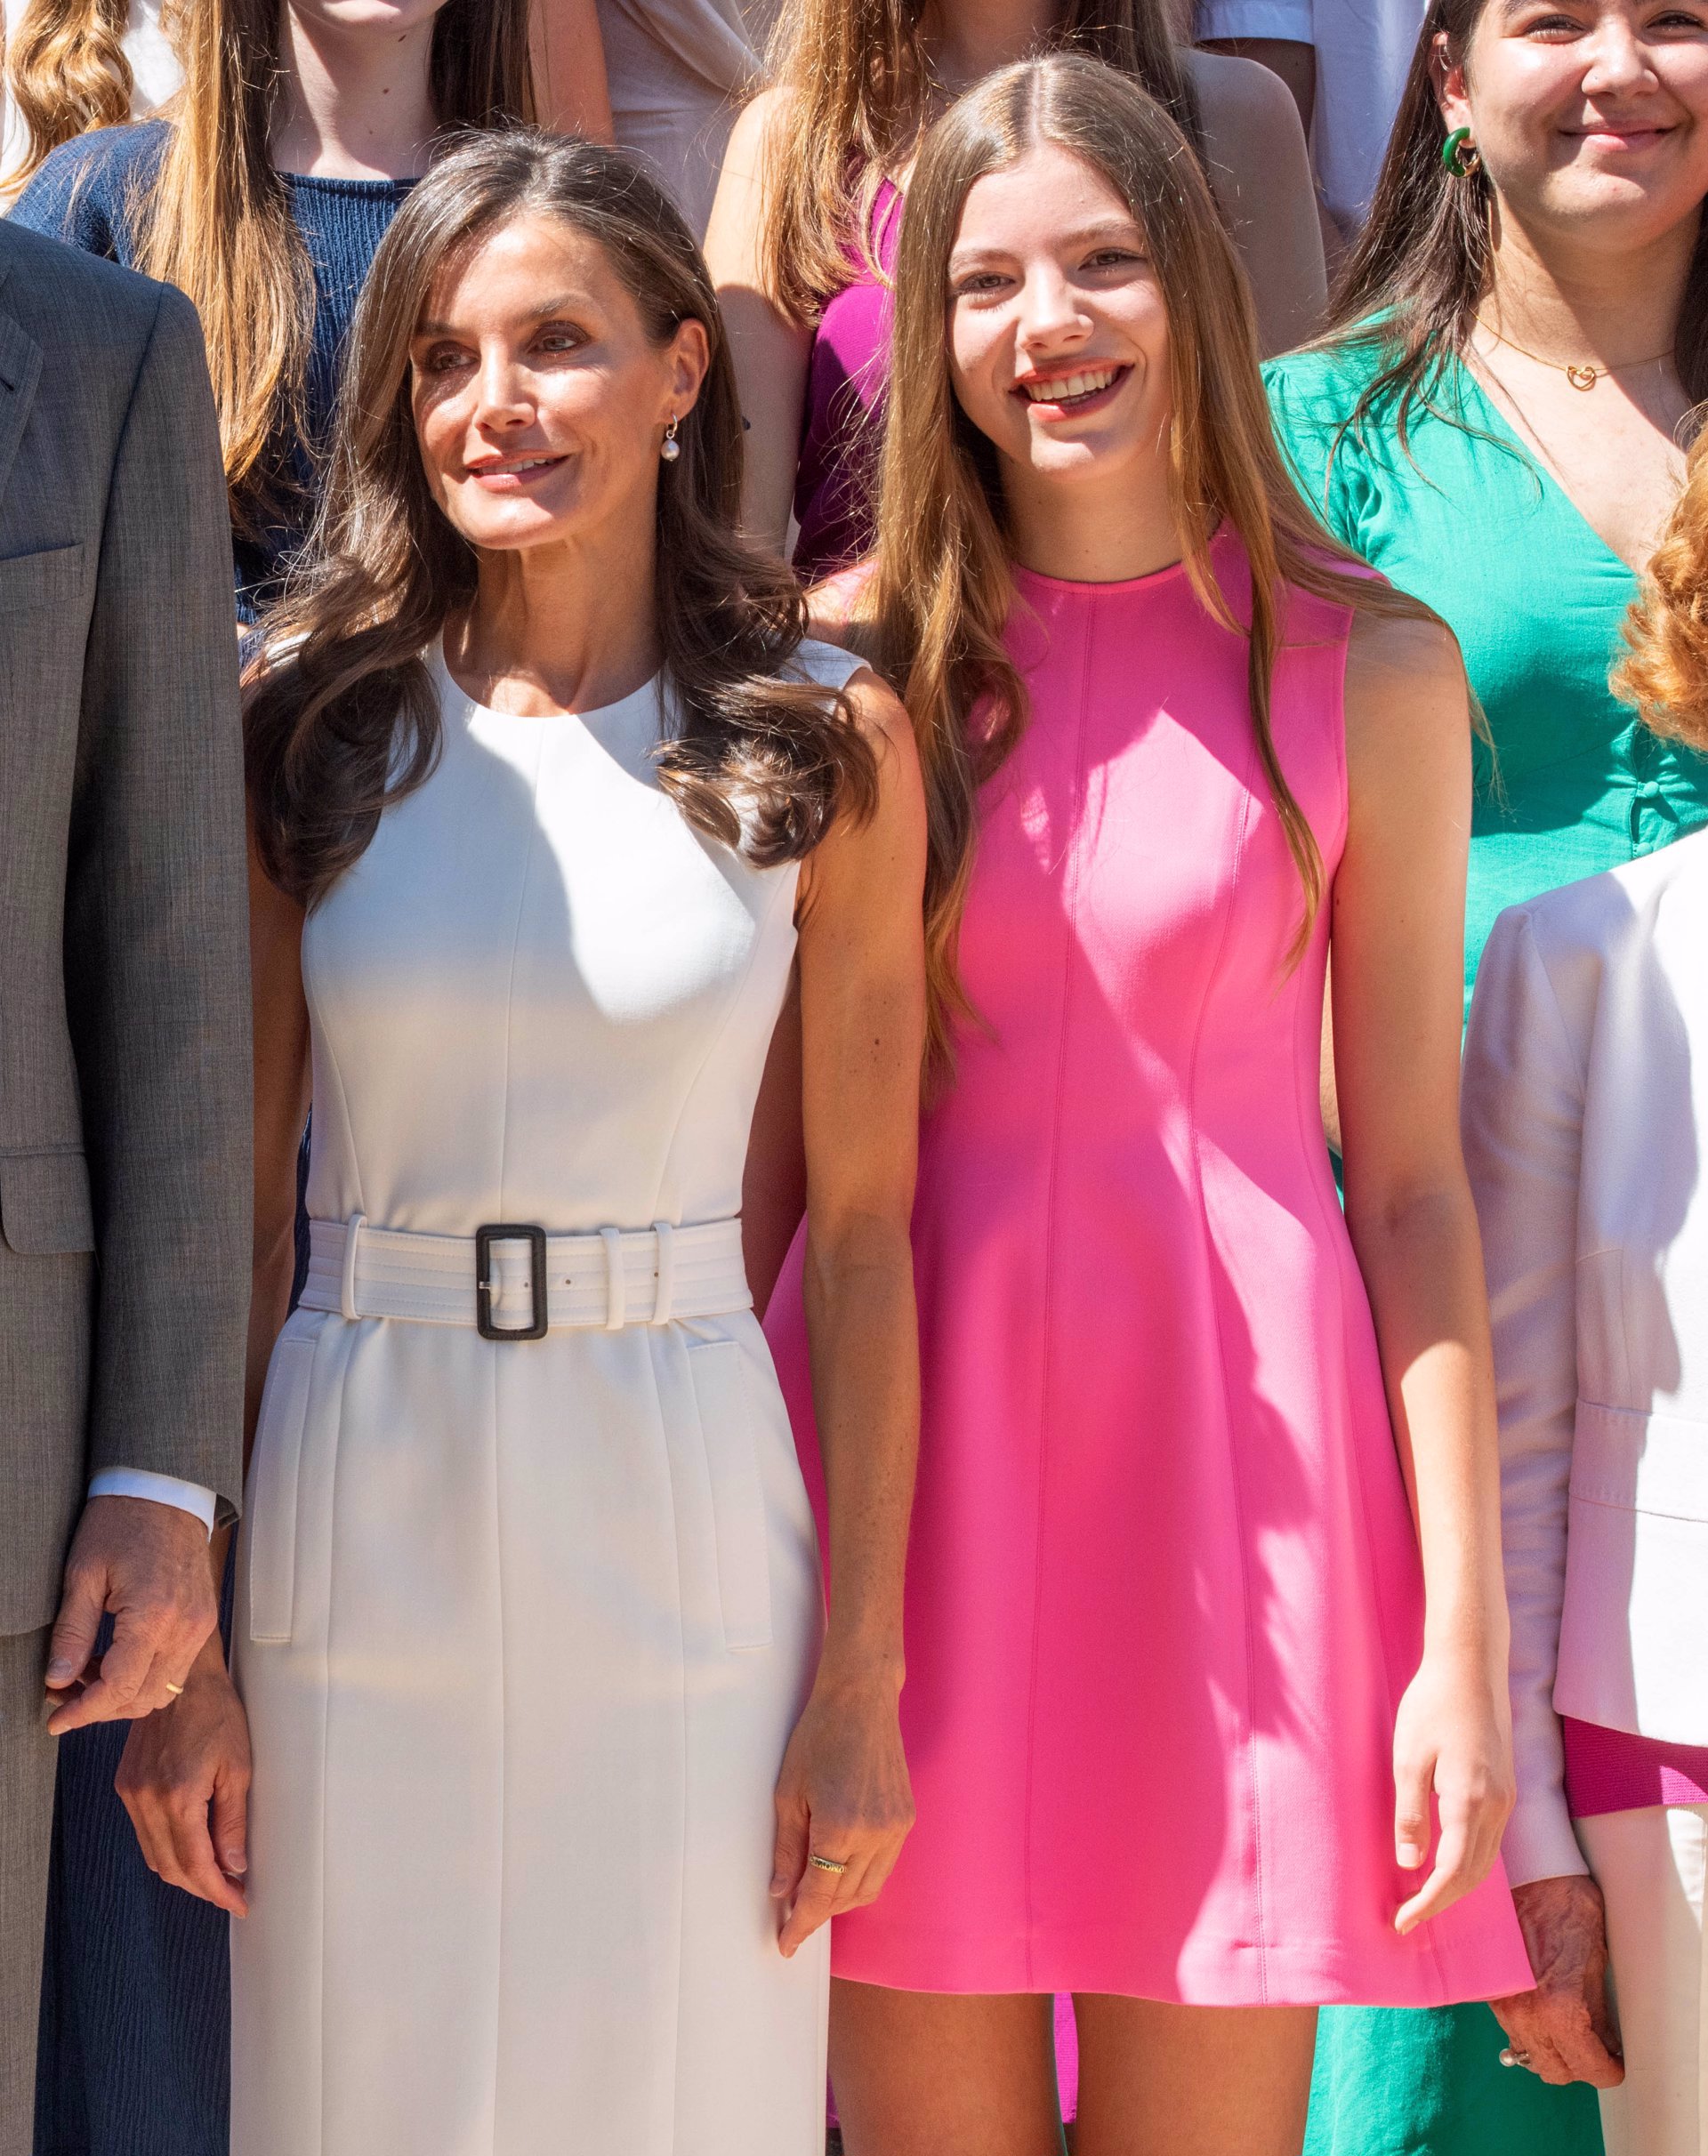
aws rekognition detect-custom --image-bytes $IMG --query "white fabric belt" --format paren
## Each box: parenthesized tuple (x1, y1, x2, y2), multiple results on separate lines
(300, 1215, 752, 1335)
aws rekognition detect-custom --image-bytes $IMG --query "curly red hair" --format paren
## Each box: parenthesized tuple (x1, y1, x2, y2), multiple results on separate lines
(1617, 432, 1708, 752)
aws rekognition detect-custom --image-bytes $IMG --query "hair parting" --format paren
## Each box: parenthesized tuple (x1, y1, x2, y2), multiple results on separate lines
(1315, 0, 1708, 453)
(754, 0, 1200, 326)
(863, 54, 1445, 1082)
(245, 128, 877, 908)
(118, 0, 532, 532)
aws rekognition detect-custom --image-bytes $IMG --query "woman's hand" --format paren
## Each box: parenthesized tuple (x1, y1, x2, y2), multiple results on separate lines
(1492, 1874, 1625, 2087)
(1391, 1644, 1516, 1934)
(116, 1630, 252, 1917)
(770, 1665, 914, 1958)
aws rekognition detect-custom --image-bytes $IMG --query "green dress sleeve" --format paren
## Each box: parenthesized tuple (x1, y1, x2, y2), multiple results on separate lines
(1264, 350, 1382, 564)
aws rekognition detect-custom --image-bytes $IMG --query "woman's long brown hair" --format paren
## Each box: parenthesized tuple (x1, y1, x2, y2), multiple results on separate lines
(246, 129, 877, 906)
(3, 0, 149, 196)
(127, 0, 532, 533)
(868, 55, 1442, 1081)
(756, 0, 1199, 325)
(1320, 0, 1708, 444)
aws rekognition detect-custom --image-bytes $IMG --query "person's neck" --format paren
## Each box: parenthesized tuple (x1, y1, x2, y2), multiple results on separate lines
(269, 2, 439, 181)
(921, 0, 1059, 97)
(1481, 200, 1699, 374)
(449, 524, 664, 720)
(1003, 458, 1183, 584)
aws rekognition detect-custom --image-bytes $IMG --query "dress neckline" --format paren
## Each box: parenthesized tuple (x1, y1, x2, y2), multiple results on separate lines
(1012, 527, 1231, 599)
(434, 640, 665, 731)
(1449, 358, 1641, 587)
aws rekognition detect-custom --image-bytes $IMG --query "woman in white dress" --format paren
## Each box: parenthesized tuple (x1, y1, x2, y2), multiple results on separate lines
(117, 127, 925, 2156)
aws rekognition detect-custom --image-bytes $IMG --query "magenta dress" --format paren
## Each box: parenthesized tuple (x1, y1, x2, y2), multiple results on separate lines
(766, 533, 1533, 2008)
(791, 179, 902, 583)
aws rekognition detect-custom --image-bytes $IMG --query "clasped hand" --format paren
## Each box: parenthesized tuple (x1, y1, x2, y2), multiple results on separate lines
(44, 1496, 221, 1734)
(117, 1633, 252, 1918)
(770, 1665, 914, 1958)
(1390, 1645, 1516, 1934)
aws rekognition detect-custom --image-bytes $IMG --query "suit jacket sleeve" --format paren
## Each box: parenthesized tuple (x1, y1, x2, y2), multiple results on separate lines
(64, 281, 251, 1520)
(1462, 905, 1591, 1888)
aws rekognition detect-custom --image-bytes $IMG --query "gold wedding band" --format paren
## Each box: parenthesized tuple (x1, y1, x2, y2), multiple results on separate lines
(809, 1854, 849, 1876)
(165, 1681, 185, 1696)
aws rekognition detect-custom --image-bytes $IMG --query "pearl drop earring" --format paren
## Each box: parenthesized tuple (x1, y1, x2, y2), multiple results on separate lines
(660, 415, 681, 463)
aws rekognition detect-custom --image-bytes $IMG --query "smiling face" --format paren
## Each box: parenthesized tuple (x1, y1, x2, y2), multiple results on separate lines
(409, 212, 708, 559)
(946, 141, 1172, 508)
(1440, 0, 1708, 241)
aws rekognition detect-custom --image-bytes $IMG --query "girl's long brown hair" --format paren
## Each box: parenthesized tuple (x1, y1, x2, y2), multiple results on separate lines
(129, 0, 532, 531)
(1617, 431, 1708, 752)
(869, 54, 1440, 1080)
(756, 0, 1199, 325)
(1321, 0, 1708, 444)
(246, 129, 877, 906)
(3, 0, 150, 196)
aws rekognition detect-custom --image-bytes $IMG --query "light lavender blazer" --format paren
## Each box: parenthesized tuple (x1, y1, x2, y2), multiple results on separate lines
(1463, 833, 1708, 1887)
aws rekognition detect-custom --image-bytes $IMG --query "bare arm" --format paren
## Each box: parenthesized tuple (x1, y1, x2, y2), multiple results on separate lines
(742, 971, 807, 1319)
(530, 0, 614, 141)
(705, 87, 814, 551)
(117, 829, 310, 1916)
(1188, 47, 1326, 357)
(1197, 35, 1315, 133)
(769, 670, 927, 1954)
(1334, 609, 1515, 1934)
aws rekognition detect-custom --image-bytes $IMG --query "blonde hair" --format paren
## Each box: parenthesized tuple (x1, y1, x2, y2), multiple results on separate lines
(125, 0, 531, 530)
(754, 0, 1197, 326)
(866, 55, 1441, 1081)
(2, 0, 157, 198)
(1616, 430, 1708, 752)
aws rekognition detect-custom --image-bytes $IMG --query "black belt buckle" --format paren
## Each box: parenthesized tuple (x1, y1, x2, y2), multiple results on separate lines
(474, 1223, 549, 1340)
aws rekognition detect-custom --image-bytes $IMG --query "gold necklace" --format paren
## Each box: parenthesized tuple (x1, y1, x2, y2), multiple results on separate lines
(1477, 317, 1675, 391)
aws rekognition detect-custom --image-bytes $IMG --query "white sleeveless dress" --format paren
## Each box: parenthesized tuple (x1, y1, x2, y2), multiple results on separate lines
(231, 638, 862, 2156)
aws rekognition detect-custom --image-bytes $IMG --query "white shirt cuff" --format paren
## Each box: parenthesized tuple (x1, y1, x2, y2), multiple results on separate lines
(1194, 0, 1313, 39)
(88, 1468, 218, 1535)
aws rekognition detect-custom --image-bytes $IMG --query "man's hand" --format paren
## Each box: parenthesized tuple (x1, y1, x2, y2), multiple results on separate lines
(44, 1497, 219, 1734)
(1491, 1873, 1624, 2088)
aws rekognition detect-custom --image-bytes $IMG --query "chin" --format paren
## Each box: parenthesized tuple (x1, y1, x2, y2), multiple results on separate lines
(457, 511, 572, 554)
(1025, 432, 1135, 480)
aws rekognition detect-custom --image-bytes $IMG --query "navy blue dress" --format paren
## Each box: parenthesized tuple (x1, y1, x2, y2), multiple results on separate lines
(11, 124, 409, 2156)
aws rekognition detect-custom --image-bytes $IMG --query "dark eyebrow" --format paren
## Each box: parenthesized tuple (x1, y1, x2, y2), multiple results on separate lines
(949, 218, 1145, 263)
(413, 295, 584, 339)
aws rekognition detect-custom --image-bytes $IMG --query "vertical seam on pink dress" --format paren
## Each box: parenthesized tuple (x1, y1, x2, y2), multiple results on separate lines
(1184, 605, 1267, 1998)
(1020, 591, 1092, 1991)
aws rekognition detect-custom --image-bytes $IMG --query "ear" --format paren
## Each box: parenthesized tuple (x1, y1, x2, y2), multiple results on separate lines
(1431, 28, 1471, 134)
(663, 318, 712, 423)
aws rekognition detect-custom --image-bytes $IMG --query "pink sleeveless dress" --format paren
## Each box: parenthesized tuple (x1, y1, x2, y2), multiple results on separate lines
(766, 533, 1533, 2007)
(791, 178, 902, 583)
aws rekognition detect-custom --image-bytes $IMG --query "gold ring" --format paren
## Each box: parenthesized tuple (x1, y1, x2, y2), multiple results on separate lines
(165, 1681, 185, 1697)
(809, 1854, 849, 1875)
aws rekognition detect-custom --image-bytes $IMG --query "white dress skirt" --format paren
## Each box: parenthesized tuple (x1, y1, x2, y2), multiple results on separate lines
(231, 639, 862, 2156)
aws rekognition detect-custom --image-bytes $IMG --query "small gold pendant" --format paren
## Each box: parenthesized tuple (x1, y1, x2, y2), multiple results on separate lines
(1566, 364, 1601, 390)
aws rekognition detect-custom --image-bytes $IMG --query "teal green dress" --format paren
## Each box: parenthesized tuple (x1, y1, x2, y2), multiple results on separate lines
(1267, 334, 1708, 2156)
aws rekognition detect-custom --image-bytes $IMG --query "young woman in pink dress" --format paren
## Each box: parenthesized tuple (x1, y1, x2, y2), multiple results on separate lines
(755, 52, 1535, 2155)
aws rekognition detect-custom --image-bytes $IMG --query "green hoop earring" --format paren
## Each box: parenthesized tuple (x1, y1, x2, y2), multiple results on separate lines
(1442, 125, 1480, 177)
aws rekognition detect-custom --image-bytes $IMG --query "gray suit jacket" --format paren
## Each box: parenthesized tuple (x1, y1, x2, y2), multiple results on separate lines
(0, 219, 250, 1634)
